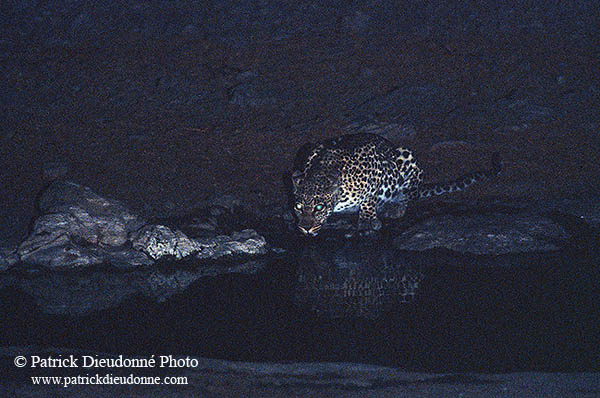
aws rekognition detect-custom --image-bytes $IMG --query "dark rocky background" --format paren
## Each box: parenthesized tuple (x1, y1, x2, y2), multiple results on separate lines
(1, 0, 599, 246)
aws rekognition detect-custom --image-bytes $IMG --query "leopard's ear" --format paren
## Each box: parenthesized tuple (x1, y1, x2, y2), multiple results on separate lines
(292, 170, 304, 189)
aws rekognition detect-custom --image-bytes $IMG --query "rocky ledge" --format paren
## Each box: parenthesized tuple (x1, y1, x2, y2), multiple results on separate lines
(0, 180, 597, 317)
(394, 212, 570, 255)
(11, 181, 267, 270)
(0, 181, 269, 315)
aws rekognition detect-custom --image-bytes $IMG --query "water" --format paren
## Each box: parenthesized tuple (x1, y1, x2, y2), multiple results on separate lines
(0, 216, 598, 373)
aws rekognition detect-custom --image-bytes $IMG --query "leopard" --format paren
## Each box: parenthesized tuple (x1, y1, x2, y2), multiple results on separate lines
(291, 133, 501, 236)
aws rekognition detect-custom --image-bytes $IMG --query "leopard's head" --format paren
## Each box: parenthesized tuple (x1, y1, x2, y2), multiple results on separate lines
(292, 171, 338, 236)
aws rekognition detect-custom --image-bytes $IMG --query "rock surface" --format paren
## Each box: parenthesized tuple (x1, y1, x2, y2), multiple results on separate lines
(344, 121, 417, 142)
(353, 83, 454, 129)
(539, 196, 600, 229)
(17, 181, 150, 269)
(228, 73, 278, 107)
(14, 182, 268, 269)
(196, 230, 268, 259)
(131, 224, 267, 261)
(0, 181, 270, 313)
(18, 239, 153, 269)
(0, 244, 18, 271)
(38, 180, 145, 243)
(131, 224, 203, 260)
(395, 212, 570, 254)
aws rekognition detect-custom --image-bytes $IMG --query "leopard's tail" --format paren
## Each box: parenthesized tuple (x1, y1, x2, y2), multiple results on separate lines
(417, 153, 501, 199)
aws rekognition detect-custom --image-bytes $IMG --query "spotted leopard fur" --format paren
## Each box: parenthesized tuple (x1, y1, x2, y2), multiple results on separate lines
(292, 133, 501, 236)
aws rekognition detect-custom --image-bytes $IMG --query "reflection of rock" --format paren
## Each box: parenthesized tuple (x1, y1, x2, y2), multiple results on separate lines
(395, 213, 570, 254)
(294, 241, 423, 318)
(0, 261, 264, 315)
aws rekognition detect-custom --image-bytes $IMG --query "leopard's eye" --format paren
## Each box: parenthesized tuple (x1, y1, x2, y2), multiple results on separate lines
(295, 203, 303, 210)
(315, 204, 324, 211)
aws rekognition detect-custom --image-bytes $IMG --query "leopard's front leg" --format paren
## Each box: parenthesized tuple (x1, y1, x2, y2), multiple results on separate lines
(357, 197, 382, 232)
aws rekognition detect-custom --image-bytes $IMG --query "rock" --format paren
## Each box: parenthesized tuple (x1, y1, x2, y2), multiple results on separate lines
(323, 216, 355, 232)
(19, 237, 152, 269)
(345, 121, 417, 142)
(342, 11, 370, 32)
(282, 211, 295, 223)
(131, 224, 202, 260)
(229, 81, 277, 107)
(539, 196, 600, 229)
(182, 24, 197, 34)
(38, 181, 144, 242)
(42, 161, 69, 180)
(70, 12, 96, 37)
(429, 140, 483, 153)
(228, 73, 277, 107)
(131, 224, 267, 261)
(188, 220, 217, 232)
(195, 229, 268, 260)
(450, 89, 557, 132)
(394, 213, 570, 255)
(17, 181, 148, 268)
(152, 72, 210, 108)
(22, 210, 127, 250)
(353, 84, 454, 129)
(0, 244, 18, 271)
(236, 70, 258, 82)
(202, 193, 241, 215)
(360, 67, 374, 78)
(17, 182, 268, 268)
